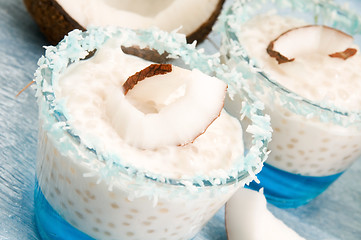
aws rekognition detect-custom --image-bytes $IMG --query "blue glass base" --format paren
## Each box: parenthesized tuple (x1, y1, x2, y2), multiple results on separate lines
(34, 181, 94, 240)
(247, 163, 343, 208)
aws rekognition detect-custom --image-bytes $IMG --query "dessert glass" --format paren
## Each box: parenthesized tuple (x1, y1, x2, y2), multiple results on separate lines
(218, 0, 361, 208)
(33, 27, 271, 239)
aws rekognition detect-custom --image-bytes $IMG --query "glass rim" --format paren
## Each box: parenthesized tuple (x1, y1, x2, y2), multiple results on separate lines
(34, 26, 272, 189)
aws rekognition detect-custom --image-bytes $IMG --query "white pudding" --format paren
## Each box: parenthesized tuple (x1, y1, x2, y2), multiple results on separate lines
(36, 40, 245, 240)
(237, 14, 361, 176)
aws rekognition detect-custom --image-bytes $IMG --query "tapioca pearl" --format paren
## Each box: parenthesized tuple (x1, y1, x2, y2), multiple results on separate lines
(299, 163, 306, 168)
(75, 188, 82, 196)
(52, 161, 58, 169)
(107, 222, 115, 228)
(319, 147, 328, 153)
(171, 232, 179, 237)
(352, 143, 360, 149)
(318, 157, 325, 161)
(122, 222, 130, 226)
(53, 149, 59, 156)
(276, 145, 284, 150)
(192, 206, 202, 212)
(45, 154, 50, 163)
(49, 192, 55, 199)
(147, 216, 157, 220)
(286, 162, 293, 168)
(142, 221, 151, 226)
(290, 138, 299, 143)
(58, 174, 65, 181)
(298, 130, 305, 135)
(176, 213, 186, 218)
(147, 229, 155, 234)
(104, 231, 112, 237)
(75, 211, 84, 220)
(95, 218, 102, 224)
(108, 191, 116, 199)
(110, 202, 120, 209)
(353, 147, 361, 154)
(286, 154, 295, 160)
(61, 202, 67, 209)
(274, 155, 282, 162)
(84, 208, 93, 214)
(322, 138, 330, 143)
(130, 208, 138, 214)
(175, 225, 183, 230)
(283, 111, 292, 117)
(281, 119, 287, 125)
(310, 164, 320, 169)
(69, 167, 76, 175)
(340, 145, 348, 149)
(85, 190, 96, 200)
(83, 197, 89, 203)
(342, 155, 352, 161)
(274, 127, 281, 133)
(182, 216, 191, 222)
(287, 144, 294, 149)
(125, 214, 134, 219)
(92, 227, 100, 233)
(298, 150, 305, 155)
(158, 208, 169, 213)
(54, 187, 61, 195)
(65, 177, 71, 184)
(88, 182, 97, 188)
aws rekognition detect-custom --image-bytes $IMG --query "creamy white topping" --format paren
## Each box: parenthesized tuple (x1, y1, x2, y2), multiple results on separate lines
(239, 14, 361, 112)
(57, 0, 220, 36)
(55, 43, 244, 179)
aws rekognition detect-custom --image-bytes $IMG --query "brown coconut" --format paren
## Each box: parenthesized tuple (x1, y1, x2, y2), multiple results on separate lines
(23, 0, 225, 45)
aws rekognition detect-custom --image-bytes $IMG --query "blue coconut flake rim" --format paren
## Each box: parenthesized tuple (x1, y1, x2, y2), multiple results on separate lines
(34, 26, 271, 189)
(215, 0, 361, 128)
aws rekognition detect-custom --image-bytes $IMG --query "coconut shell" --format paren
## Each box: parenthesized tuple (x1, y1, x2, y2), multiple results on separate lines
(23, 0, 85, 45)
(23, 0, 225, 45)
(186, 0, 225, 44)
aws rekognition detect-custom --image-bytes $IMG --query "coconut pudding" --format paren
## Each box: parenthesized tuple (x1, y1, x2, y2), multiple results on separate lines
(24, 0, 225, 44)
(33, 27, 271, 240)
(238, 13, 361, 176)
(219, 0, 361, 207)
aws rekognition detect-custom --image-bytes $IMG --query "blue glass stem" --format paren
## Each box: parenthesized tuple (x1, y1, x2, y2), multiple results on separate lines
(247, 163, 343, 208)
(34, 180, 94, 240)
